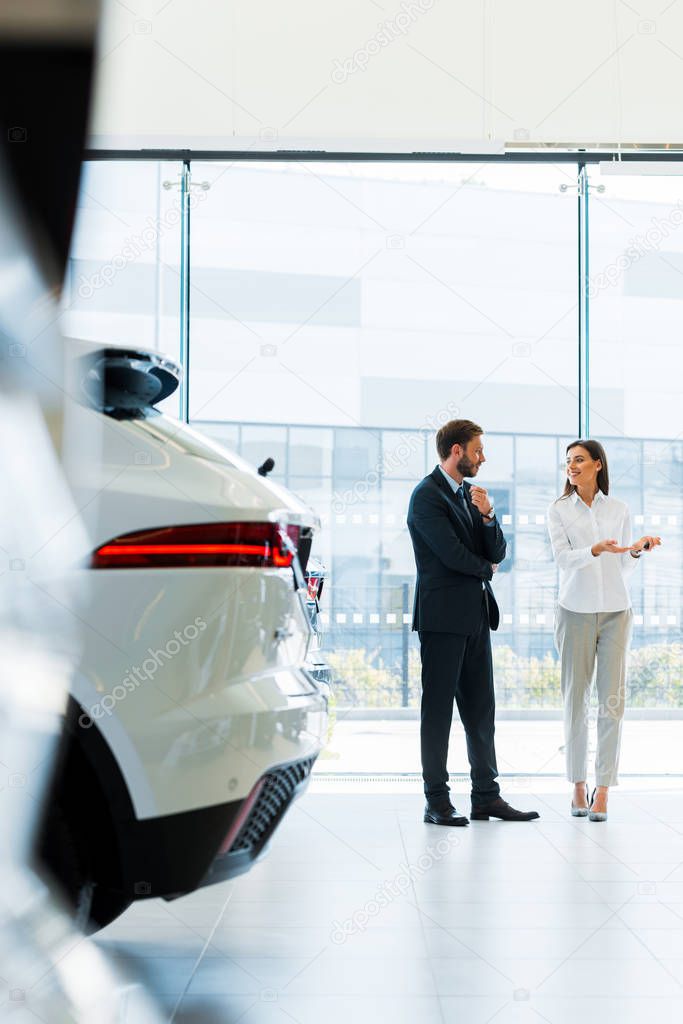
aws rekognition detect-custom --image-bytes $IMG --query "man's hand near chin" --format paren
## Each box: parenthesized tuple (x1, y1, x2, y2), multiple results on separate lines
(470, 485, 493, 517)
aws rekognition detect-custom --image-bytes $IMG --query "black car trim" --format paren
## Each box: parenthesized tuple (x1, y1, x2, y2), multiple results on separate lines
(44, 700, 318, 905)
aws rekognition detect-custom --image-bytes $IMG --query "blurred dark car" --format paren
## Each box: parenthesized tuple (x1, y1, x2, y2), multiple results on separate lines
(304, 555, 331, 691)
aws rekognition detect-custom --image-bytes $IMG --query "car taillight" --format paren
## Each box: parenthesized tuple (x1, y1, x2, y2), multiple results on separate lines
(91, 522, 300, 569)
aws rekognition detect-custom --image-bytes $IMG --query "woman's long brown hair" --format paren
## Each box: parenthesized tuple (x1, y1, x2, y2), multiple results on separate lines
(558, 439, 610, 500)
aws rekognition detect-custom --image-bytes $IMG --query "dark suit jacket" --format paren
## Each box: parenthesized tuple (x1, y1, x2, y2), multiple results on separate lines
(407, 466, 507, 635)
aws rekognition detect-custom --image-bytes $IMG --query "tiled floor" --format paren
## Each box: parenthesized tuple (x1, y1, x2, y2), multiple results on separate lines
(97, 783, 683, 1023)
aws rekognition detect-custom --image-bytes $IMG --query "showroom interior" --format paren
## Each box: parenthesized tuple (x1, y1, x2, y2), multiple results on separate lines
(3, 0, 683, 1021)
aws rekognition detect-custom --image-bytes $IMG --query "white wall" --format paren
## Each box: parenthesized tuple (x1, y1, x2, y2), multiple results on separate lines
(90, 0, 683, 151)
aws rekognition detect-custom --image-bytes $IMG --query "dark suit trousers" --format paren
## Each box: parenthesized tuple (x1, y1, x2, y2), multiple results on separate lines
(419, 593, 500, 805)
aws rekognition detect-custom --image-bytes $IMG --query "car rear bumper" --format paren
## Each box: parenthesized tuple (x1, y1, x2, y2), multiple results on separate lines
(199, 754, 316, 888)
(118, 753, 318, 903)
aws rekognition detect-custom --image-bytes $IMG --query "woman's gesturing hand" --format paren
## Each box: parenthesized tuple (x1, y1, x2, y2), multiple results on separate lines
(630, 535, 662, 553)
(591, 538, 632, 556)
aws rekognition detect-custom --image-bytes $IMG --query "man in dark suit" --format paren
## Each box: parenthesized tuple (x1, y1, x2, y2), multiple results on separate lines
(407, 418, 540, 826)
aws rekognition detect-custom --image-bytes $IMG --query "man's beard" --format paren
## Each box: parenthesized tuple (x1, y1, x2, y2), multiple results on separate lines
(456, 455, 477, 477)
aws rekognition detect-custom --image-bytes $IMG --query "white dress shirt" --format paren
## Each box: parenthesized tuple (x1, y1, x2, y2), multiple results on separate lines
(546, 490, 638, 613)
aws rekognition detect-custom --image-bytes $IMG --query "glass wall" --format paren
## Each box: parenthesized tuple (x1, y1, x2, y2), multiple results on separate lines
(61, 159, 183, 415)
(188, 160, 581, 711)
(589, 167, 683, 706)
(194, 419, 682, 712)
(62, 158, 683, 733)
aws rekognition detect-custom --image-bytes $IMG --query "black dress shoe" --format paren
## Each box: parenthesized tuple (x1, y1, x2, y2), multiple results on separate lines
(423, 802, 469, 826)
(470, 797, 540, 822)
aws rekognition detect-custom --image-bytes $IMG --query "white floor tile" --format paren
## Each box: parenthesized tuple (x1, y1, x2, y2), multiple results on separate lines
(91, 786, 683, 1019)
(177, 994, 446, 1024)
(535, 957, 683, 997)
(440, 996, 683, 1024)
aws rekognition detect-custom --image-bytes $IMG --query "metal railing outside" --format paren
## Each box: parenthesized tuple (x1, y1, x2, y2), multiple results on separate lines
(321, 584, 683, 710)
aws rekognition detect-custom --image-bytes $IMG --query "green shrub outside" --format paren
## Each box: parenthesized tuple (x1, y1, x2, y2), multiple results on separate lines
(326, 643, 683, 709)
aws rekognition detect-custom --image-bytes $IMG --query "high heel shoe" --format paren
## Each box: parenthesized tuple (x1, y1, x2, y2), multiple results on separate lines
(588, 787, 607, 822)
(571, 785, 589, 817)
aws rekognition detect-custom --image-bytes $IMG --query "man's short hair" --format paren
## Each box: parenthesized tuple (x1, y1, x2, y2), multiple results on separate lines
(436, 419, 483, 461)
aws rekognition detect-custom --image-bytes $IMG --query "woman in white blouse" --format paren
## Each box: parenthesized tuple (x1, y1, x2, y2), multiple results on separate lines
(547, 440, 661, 821)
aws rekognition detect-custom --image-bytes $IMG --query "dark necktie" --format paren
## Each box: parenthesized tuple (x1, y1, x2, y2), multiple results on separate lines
(454, 486, 475, 542)
(455, 486, 487, 598)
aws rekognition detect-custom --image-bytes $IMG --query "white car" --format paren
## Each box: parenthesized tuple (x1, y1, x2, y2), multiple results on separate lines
(39, 344, 328, 930)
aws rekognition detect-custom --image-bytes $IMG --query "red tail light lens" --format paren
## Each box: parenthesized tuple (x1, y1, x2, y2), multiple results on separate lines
(92, 522, 300, 569)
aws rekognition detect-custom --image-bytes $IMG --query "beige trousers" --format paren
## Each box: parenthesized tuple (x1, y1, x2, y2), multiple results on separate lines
(554, 606, 633, 787)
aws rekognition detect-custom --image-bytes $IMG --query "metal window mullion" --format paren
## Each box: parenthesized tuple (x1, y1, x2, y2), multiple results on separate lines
(178, 159, 191, 423)
(578, 163, 589, 438)
(154, 163, 162, 353)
